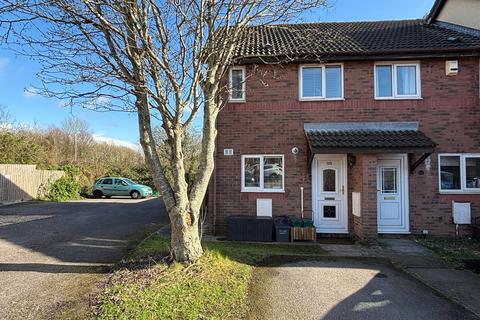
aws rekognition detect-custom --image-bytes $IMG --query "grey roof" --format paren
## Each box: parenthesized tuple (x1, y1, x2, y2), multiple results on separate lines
(304, 122, 436, 153)
(233, 19, 480, 63)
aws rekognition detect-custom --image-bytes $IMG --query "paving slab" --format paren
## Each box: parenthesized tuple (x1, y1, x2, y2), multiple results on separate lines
(406, 267, 480, 317)
(379, 238, 432, 255)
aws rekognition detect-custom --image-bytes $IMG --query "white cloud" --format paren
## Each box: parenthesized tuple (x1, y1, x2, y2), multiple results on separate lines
(58, 100, 69, 108)
(92, 132, 140, 151)
(24, 86, 40, 98)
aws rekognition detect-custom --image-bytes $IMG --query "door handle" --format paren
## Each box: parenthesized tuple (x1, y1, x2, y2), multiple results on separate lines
(342, 185, 344, 195)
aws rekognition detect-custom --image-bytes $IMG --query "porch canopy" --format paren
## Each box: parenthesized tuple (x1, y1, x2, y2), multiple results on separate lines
(304, 122, 437, 170)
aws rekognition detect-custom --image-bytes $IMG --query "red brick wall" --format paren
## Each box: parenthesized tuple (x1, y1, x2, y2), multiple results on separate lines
(209, 57, 480, 237)
(349, 154, 378, 240)
(349, 155, 364, 239)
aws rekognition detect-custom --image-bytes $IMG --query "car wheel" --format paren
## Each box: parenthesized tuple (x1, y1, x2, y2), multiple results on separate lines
(93, 190, 103, 199)
(131, 190, 140, 199)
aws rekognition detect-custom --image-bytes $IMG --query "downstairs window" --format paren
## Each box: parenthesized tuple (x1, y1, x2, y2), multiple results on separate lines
(241, 155, 284, 192)
(439, 154, 480, 193)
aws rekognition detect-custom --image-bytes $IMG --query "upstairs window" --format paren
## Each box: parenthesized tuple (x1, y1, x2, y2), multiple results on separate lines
(375, 63, 421, 99)
(229, 67, 245, 101)
(299, 64, 343, 100)
(439, 154, 480, 193)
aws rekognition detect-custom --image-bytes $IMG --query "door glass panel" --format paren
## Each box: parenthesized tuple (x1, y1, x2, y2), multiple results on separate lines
(381, 168, 397, 193)
(466, 157, 480, 189)
(323, 169, 336, 192)
(323, 205, 336, 218)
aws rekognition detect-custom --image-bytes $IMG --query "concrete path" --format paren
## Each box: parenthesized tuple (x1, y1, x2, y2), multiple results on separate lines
(380, 239, 480, 318)
(0, 198, 168, 319)
(249, 258, 477, 320)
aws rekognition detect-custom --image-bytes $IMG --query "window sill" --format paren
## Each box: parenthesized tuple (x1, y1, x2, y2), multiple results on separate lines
(299, 98, 345, 102)
(241, 189, 285, 193)
(375, 97, 422, 101)
(439, 191, 480, 195)
(229, 99, 246, 103)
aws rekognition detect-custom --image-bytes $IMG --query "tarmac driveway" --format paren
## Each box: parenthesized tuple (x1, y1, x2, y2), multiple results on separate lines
(250, 258, 478, 320)
(0, 198, 168, 319)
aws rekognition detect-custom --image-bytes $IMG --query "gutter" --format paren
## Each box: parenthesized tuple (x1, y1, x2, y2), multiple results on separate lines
(236, 48, 480, 65)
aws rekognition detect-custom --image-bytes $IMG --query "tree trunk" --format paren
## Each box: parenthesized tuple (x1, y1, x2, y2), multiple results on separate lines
(169, 205, 203, 262)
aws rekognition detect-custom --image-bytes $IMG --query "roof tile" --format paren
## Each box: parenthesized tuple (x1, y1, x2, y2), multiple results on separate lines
(234, 19, 480, 62)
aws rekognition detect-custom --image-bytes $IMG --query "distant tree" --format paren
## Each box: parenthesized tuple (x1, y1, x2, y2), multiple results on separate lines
(61, 116, 94, 163)
(0, 131, 44, 164)
(0, 106, 11, 131)
(1, 0, 327, 263)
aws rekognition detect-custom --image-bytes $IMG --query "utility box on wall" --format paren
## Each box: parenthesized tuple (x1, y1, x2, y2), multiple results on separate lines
(352, 192, 361, 217)
(445, 60, 459, 76)
(256, 199, 272, 217)
(452, 201, 471, 224)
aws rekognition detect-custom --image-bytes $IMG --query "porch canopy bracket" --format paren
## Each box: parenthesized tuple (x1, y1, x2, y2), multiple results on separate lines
(409, 152, 432, 173)
(304, 122, 436, 169)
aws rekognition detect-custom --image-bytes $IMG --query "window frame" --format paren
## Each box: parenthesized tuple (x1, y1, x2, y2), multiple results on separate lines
(229, 66, 246, 102)
(299, 63, 344, 101)
(241, 154, 285, 193)
(438, 153, 480, 194)
(374, 62, 421, 100)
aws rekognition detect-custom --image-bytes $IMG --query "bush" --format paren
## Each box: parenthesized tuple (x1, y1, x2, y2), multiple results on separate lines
(45, 165, 82, 201)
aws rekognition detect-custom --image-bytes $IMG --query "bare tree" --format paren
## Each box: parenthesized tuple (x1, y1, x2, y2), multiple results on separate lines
(0, 0, 326, 262)
(61, 116, 94, 162)
(0, 106, 11, 131)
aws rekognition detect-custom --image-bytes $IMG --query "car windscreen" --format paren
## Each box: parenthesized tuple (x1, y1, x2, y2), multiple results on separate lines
(124, 178, 135, 185)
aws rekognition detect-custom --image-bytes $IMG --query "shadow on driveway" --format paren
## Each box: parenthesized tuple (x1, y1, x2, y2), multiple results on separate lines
(248, 258, 477, 320)
(0, 198, 168, 267)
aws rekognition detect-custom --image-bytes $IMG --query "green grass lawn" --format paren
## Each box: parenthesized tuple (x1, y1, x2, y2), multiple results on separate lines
(96, 235, 326, 320)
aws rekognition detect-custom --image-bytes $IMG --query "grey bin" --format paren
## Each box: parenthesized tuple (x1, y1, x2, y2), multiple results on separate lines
(274, 219, 290, 242)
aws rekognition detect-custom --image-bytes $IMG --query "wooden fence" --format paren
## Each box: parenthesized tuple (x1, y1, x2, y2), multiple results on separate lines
(0, 164, 63, 204)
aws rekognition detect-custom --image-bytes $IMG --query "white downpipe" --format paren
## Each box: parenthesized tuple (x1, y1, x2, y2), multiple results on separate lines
(300, 187, 304, 219)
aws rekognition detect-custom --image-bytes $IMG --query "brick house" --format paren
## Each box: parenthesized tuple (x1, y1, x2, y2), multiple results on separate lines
(208, 0, 480, 240)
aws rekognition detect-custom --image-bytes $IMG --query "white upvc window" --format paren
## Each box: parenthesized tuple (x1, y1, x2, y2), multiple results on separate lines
(374, 62, 421, 99)
(438, 153, 480, 193)
(299, 64, 344, 101)
(241, 155, 284, 192)
(229, 66, 246, 102)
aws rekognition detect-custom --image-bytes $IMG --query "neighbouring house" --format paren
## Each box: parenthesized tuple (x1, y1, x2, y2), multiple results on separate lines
(208, 0, 480, 240)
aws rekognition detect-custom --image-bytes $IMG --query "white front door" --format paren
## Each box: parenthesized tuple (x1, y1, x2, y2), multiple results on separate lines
(377, 154, 409, 233)
(312, 155, 348, 233)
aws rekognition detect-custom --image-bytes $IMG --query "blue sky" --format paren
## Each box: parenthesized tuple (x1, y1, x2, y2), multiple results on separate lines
(0, 0, 434, 146)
